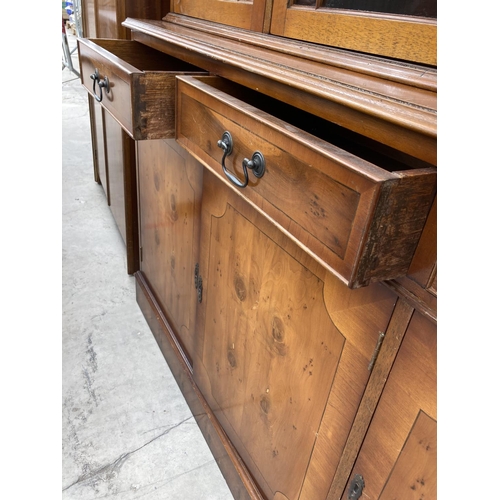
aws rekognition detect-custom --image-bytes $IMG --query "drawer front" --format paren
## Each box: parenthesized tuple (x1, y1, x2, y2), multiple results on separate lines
(176, 76, 436, 288)
(78, 38, 207, 140)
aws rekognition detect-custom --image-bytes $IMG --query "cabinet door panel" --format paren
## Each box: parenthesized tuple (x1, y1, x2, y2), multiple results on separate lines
(194, 171, 397, 500)
(345, 310, 436, 500)
(137, 139, 203, 364)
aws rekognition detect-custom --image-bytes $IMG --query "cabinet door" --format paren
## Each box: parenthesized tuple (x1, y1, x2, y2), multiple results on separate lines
(172, 0, 271, 32)
(88, 95, 108, 202)
(103, 111, 139, 275)
(136, 139, 203, 365)
(270, 0, 436, 65)
(344, 310, 436, 500)
(193, 171, 398, 500)
(87, 97, 139, 274)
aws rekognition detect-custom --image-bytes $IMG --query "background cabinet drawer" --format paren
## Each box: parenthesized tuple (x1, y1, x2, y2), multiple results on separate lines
(78, 39, 206, 140)
(176, 76, 436, 288)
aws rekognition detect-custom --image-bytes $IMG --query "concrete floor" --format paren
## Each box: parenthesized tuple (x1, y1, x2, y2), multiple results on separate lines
(62, 33, 233, 499)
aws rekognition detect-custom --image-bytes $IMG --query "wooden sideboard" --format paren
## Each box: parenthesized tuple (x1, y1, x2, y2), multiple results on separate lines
(78, 1, 437, 498)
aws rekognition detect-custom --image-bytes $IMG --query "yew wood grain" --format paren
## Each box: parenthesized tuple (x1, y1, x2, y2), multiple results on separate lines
(193, 171, 398, 500)
(136, 138, 203, 364)
(342, 310, 437, 500)
(198, 201, 341, 500)
(379, 411, 436, 500)
(298, 272, 397, 500)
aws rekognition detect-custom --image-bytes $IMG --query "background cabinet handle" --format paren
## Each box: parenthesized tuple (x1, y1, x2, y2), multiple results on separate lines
(89, 68, 109, 103)
(217, 131, 265, 188)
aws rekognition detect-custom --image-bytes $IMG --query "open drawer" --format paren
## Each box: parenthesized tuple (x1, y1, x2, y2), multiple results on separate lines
(175, 75, 437, 288)
(78, 39, 206, 140)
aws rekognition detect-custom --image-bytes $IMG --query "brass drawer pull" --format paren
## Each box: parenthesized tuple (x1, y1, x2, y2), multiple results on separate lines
(89, 68, 109, 103)
(217, 131, 265, 188)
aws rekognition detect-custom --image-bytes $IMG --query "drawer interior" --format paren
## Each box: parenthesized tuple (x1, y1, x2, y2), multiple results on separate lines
(192, 76, 434, 173)
(89, 39, 204, 73)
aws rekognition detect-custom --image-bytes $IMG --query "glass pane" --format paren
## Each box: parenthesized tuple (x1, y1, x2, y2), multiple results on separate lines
(293, 0, 317, 5)
(322, 0, 436, 18)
